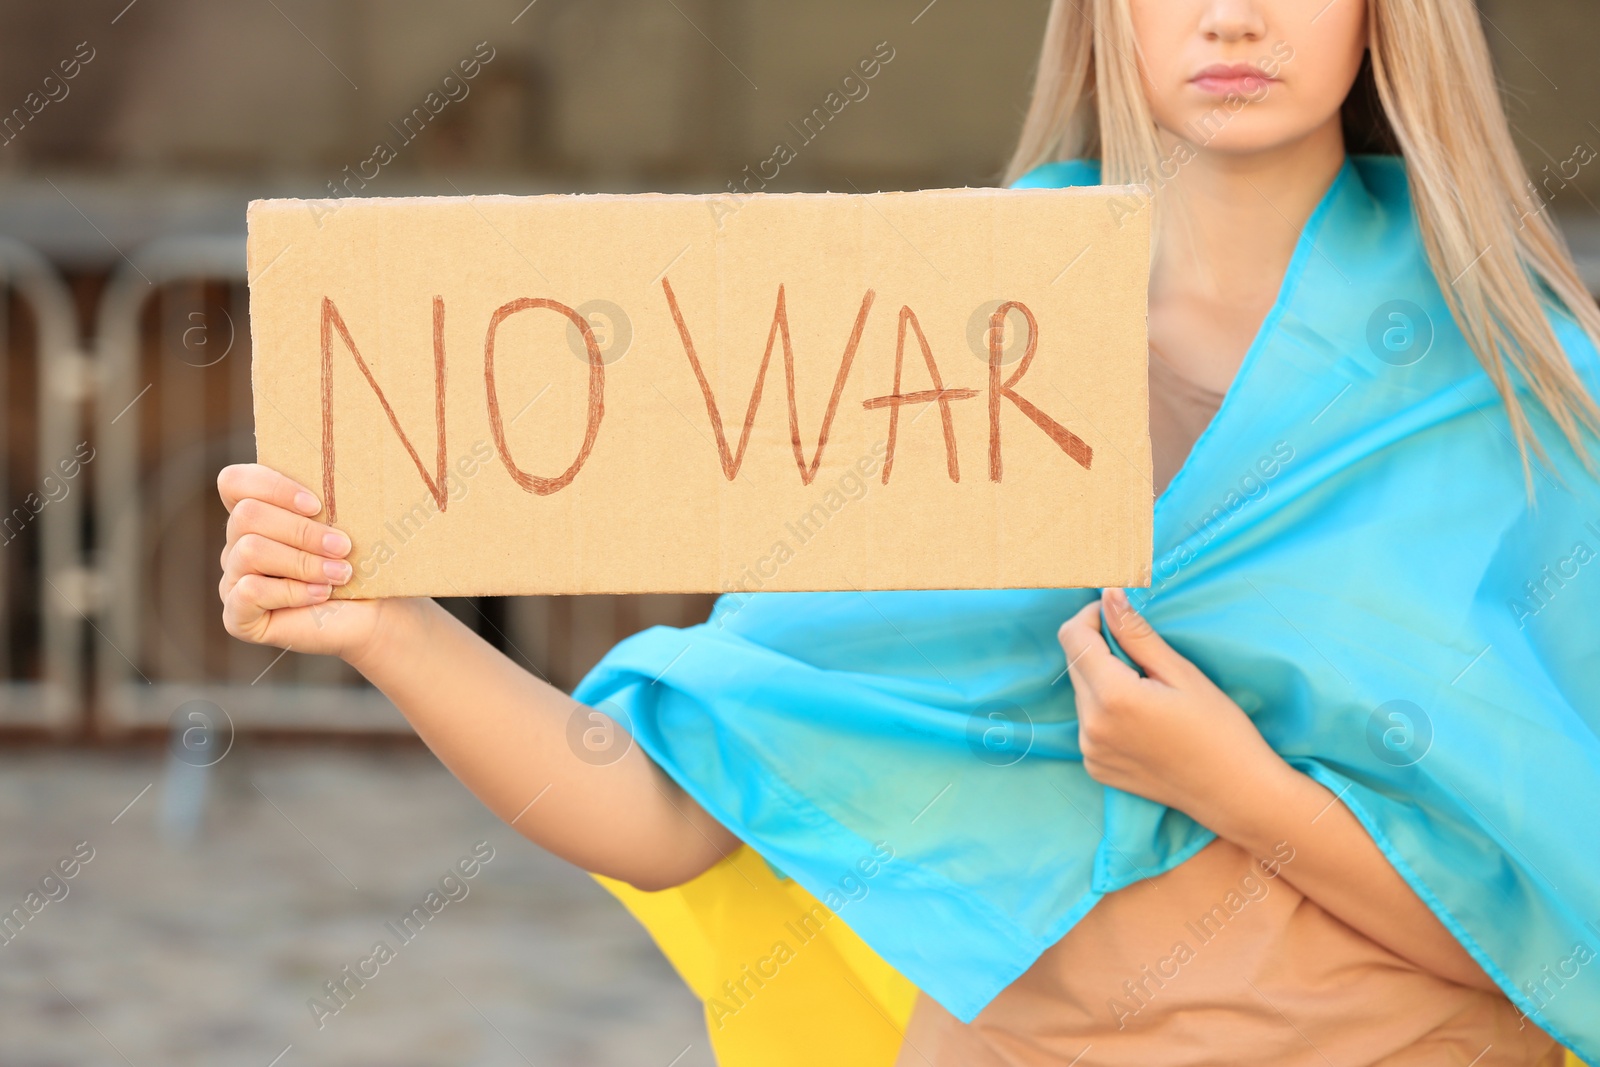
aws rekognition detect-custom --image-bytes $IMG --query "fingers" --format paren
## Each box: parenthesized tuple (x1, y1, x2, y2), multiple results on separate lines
(218, 483, 353, 612)
(224, 497, 351, 570)
(218, 463, 321, 517)
(221, 532, 352, 600)
(221, 573, 332, 642)
(1100, 588, 1195, 686)
(216, 465, 352, 651)
(1058, 599, 1135, 696)
(1057, 598, 1102, 655)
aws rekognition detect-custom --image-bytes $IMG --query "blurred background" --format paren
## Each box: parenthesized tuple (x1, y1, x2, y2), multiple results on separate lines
(0, 1, 1595, 1063)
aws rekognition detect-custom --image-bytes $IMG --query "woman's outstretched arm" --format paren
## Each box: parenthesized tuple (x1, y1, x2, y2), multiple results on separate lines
(1059, 590, 1499, 993)
(217, 462, 739, 891)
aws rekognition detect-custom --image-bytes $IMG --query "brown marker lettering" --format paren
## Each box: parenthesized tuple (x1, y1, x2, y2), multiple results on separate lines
(987, 301, 1092, 480)
(861, 306, 977, 483)
(320, 296, 448, 522)
(663, 279, 875, 485)
(484, 298, 605, 495)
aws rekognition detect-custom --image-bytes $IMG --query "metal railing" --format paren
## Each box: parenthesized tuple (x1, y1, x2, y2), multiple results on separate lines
(0, 236, 85, 731)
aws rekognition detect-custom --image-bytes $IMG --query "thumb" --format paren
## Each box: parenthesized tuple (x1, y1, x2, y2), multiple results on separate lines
(1101, 588, 1192, 687)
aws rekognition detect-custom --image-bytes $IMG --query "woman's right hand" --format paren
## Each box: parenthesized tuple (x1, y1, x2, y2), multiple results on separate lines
(217, 463, 395, 663)
(219, 464, 739, 890)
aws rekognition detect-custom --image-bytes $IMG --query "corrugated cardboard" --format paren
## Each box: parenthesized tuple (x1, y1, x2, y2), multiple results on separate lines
(247, 187, 1151, 597)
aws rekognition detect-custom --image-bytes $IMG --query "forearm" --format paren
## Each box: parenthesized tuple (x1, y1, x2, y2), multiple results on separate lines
(1203, 760, 1498, 992)
(346, 598, 739, 890)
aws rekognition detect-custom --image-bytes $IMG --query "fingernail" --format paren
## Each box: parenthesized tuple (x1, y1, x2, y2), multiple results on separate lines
(322, 531, 351, 556)
(308, 583, 332, 600)
(294, 490, 320, 515)
(323, 559, 352, 582)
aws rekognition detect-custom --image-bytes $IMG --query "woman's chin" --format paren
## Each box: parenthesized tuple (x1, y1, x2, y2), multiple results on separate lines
(1162, 119, 1343, 164)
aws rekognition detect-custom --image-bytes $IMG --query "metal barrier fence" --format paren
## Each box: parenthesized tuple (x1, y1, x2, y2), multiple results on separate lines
(2, 235, 712, 736)
(0, 237, 85, 731)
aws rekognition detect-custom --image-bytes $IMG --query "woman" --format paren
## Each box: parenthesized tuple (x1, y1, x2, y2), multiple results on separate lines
(217, 0, 1600, 1062)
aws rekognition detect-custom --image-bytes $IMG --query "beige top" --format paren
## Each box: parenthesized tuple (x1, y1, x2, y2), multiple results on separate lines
(1148, 343, 1229, 496)
(891, 350, 1562, 1067)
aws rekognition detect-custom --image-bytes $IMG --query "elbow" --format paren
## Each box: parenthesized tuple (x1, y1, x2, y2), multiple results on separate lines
(617, 870, 692, 894)
(613, 789, 741, 892)
(611, 827, 738, 892)
(614, 850, 725, 893)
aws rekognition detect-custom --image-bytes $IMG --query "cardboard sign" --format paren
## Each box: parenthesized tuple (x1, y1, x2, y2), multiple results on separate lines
(247, 187, 1151, 597)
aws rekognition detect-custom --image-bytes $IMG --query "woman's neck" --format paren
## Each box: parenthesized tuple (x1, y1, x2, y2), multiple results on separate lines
(1141, 119, 1349, 394)
(1149, 119, 1348, 307)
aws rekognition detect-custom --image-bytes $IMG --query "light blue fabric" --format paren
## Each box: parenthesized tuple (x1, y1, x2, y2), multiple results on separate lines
(575, 155, 1600, 1056)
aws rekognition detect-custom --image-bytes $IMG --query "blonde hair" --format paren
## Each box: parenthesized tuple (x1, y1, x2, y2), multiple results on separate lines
(1006, 0, 1600, 476)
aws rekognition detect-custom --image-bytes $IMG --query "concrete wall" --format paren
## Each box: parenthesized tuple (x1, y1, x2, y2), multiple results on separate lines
(0, 2, 1593, 230)
(0, 0, 1049, 192)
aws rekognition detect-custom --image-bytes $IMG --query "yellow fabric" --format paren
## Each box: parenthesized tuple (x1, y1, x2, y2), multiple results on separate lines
(596, 845, 917, 1065)
(599, 848, 1594, 1067)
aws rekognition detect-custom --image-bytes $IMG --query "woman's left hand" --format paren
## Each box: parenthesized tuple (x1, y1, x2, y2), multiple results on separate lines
(1059, 590, 1501, 992)
(1057, 589, 1293, 834)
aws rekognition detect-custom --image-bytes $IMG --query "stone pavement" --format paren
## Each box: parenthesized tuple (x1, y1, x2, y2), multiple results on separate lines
(0, 746, 715, 1067)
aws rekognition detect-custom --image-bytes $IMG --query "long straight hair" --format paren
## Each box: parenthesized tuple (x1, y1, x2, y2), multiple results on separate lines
(1006, 0, 1600, 475)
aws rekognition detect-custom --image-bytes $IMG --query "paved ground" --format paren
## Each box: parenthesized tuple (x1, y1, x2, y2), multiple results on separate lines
(0, 745, 715, 1067)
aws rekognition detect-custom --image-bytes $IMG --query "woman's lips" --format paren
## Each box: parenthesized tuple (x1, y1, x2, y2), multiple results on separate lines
(1189, 63, 1277, 96)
